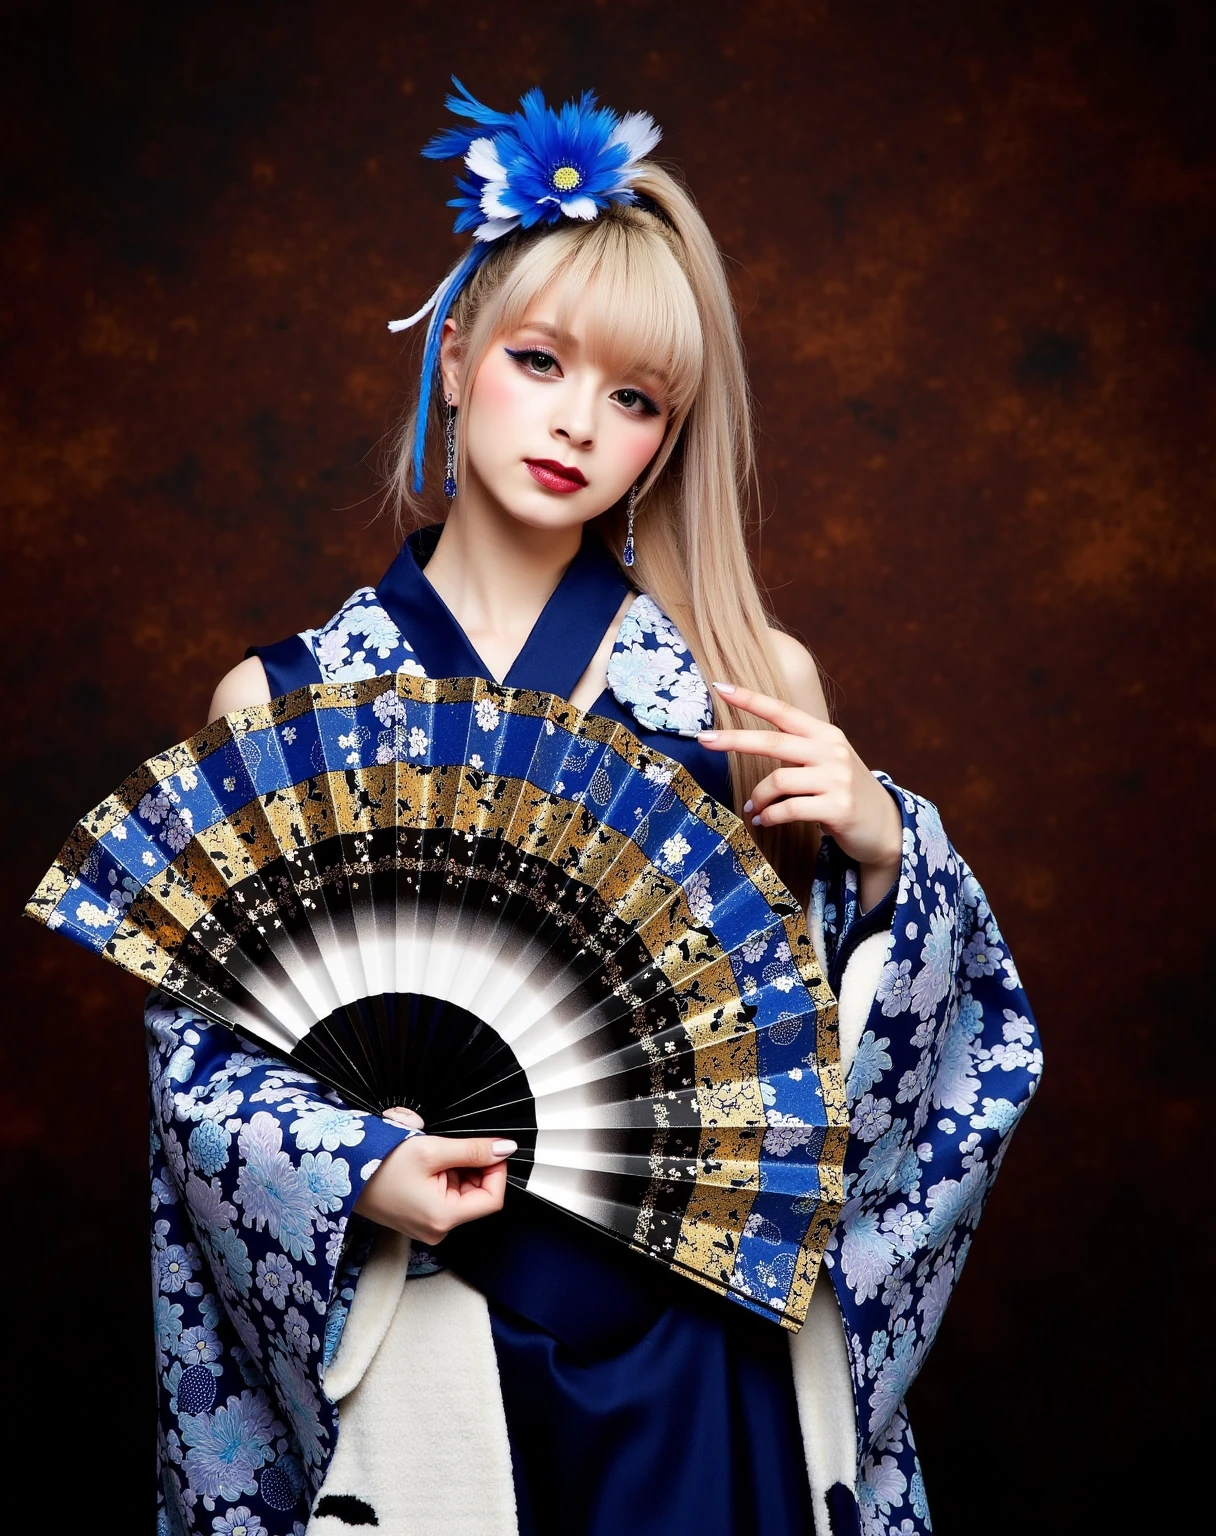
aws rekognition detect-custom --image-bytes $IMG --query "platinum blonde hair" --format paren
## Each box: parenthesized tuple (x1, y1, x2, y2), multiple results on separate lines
(387, 164, 819, 891)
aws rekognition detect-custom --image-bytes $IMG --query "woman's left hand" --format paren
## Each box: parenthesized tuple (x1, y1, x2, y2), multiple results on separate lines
(698, 683, 903, 907)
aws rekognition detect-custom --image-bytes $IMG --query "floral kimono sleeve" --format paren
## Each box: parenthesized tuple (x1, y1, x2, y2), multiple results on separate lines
(811, 775, 1042, 1536)
(146, 992, 418, 1535)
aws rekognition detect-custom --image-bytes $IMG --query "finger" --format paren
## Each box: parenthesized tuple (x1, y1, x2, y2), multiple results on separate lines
(383, 1105, 425, 1130)
(441, 1176, 508, 1229)
(749, 795, 824, 829)
(746, 767, 830, 814)
(695, 728, 824, 765)
(421, 1135, 518, 1172)
(710, 682, 819, 738)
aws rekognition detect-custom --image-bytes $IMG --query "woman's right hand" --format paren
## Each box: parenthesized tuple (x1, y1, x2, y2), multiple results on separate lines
(353, 1121, 518, 1245)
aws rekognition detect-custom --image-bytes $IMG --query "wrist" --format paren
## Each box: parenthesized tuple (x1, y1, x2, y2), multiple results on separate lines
(858, 855, 900, 914)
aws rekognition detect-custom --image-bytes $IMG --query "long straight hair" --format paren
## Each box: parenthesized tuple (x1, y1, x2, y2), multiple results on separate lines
(387, 164, 819, 896)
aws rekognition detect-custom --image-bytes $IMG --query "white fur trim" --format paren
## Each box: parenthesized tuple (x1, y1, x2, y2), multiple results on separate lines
(789, 1279, 858, 1525)
(310, 1260, 518, 1535)
(783, 918, 895, 1519)
(837, 928, 894, 1081)
(321, 1229, 411, 1402)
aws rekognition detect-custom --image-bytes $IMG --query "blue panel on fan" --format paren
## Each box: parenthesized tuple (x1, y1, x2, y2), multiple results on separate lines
(195, 743, 259, 821)
(233, 726, 289, 796)
(100, 811, 166, 880)
(49, 858, 127, 948)
(425, 697, 473, 766)
(488, 708, 548, 778)
(275, 707, 325, 784)
(165, 762, 229, 839)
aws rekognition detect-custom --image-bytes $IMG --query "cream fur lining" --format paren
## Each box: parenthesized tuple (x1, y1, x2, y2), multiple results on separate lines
(791, 924, 894, 1528)
(308, 931, 891, 1532)
(310, 1258, 518, 1534)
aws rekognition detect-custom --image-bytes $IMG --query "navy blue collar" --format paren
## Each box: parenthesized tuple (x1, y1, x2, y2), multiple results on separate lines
(376, 524, 631, 700)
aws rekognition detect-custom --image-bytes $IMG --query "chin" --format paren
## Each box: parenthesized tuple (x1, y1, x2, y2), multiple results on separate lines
(495, 489, 605, 534)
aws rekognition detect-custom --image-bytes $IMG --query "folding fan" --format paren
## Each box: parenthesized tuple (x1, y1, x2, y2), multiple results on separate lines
(26, 673, 846, 1327)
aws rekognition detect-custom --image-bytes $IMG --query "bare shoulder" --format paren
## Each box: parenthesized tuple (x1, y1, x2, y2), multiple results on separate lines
(767, 628, 830, 721)
(207, 656, 271, 725)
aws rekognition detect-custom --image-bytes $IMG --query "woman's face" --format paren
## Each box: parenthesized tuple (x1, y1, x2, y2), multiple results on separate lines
(442, 290, 672, 533)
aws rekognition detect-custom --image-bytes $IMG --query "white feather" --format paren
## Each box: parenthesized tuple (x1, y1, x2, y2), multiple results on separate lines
(465, 136, 504, 181)
(473, 216, 520, 243)
(606, 111, 662, 165)
(559, 196, 599, 221)
(386, 284, 442, 333)
(480, 182, 516, 221)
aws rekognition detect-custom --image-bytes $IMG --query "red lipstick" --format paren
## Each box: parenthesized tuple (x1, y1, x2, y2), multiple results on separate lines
(525, 459, 587, 493)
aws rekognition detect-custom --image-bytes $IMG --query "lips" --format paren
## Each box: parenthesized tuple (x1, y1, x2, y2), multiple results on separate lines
(525, 459, 587, 493)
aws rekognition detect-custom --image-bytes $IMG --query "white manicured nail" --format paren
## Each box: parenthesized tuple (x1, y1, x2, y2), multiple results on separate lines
(492, 1139, 518, 1158)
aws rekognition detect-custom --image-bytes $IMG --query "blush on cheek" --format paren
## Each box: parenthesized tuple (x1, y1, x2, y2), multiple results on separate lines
(467, 353, 534, 428)
(611, 418, 668, 490)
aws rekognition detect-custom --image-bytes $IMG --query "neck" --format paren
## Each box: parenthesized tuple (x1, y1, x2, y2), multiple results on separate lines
(422, 489, 584, 681)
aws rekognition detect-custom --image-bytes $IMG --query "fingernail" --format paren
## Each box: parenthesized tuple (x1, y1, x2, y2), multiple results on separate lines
(751, 813, 765, 827)
(698, 730, 718, 742)
(492, 1139, 518, 1158)
(743, 799, 753, 813)
(712, 681, 736, 694)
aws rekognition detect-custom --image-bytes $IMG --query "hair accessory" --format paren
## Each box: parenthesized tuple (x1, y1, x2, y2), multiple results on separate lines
(388, 78, 662, 494)
(622, 483, 638, 567)
(443, 396, 457, 498)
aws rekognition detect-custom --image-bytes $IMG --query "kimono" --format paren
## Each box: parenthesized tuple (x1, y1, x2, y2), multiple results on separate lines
(149, 527, 1041, 1536)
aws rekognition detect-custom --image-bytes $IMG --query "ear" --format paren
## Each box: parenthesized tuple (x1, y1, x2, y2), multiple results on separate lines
(438, 318, 463, 408)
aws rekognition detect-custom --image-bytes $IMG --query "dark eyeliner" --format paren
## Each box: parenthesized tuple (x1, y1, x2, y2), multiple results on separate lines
(616, 388, 661, 417)
(504, 346, 557, 372)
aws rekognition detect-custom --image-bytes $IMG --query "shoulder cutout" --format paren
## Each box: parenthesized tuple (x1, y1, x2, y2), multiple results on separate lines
(299, 587, 427, 684)
(605, 593, 714, 735)
(767, 628, 830, 721)
(208, 656, 271, 725)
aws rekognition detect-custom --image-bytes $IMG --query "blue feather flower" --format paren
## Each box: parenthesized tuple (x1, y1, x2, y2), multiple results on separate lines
(424, 78, 662, 242)
(388, 80, 661, 493)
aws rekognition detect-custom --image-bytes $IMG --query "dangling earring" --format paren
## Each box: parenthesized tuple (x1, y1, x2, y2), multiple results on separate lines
(443, 395, 457, 499)
(622, 483, 638, 567)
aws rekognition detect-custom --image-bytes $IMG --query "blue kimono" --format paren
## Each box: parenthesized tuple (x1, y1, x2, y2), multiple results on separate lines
(149, 527, 1041, 1536)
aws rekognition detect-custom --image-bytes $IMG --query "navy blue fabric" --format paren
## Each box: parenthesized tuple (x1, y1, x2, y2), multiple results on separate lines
(244, 525, 734, 808)
(250, 524, 811, 1532)
(438, 1193, 817, 1536)
(244, 631, 321, 696)
(378, 524, 630, 701)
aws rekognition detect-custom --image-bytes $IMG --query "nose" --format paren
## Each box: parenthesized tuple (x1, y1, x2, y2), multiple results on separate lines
(552, 383, 596, 450)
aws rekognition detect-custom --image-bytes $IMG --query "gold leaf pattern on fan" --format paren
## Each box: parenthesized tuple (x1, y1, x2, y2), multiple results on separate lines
(27, 670, 846, 1330)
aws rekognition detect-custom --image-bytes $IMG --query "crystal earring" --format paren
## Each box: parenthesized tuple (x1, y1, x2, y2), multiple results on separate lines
(622, 483, 638, 567)
(443, 396, 457, 499)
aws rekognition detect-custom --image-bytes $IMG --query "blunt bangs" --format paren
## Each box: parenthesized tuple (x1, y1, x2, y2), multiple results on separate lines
(478, 214, 705, 415)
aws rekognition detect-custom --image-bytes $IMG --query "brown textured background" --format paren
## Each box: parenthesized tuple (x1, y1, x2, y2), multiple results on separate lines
(3, 0, 1211, 1525)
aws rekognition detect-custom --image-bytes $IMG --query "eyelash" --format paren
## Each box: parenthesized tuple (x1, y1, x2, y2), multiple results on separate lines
(503, 347, 661, 417)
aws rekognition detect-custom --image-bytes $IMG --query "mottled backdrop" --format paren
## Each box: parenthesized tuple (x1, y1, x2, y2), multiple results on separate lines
(3, 0, 1211, 1526)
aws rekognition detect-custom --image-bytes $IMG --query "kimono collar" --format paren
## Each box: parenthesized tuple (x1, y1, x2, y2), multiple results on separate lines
(376, 524, 631, 699)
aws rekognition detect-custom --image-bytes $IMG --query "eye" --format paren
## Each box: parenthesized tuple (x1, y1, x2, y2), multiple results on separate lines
(612, 387, 661, 417)
(505, 347, 561, 377)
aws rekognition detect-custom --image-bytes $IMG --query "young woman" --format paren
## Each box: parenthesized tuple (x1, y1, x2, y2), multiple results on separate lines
(148, 83, 1041, 1536)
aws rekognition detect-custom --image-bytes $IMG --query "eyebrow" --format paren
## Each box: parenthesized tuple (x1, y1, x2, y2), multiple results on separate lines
(514, 318, 669, 395)
(515, 319, 574, 346)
